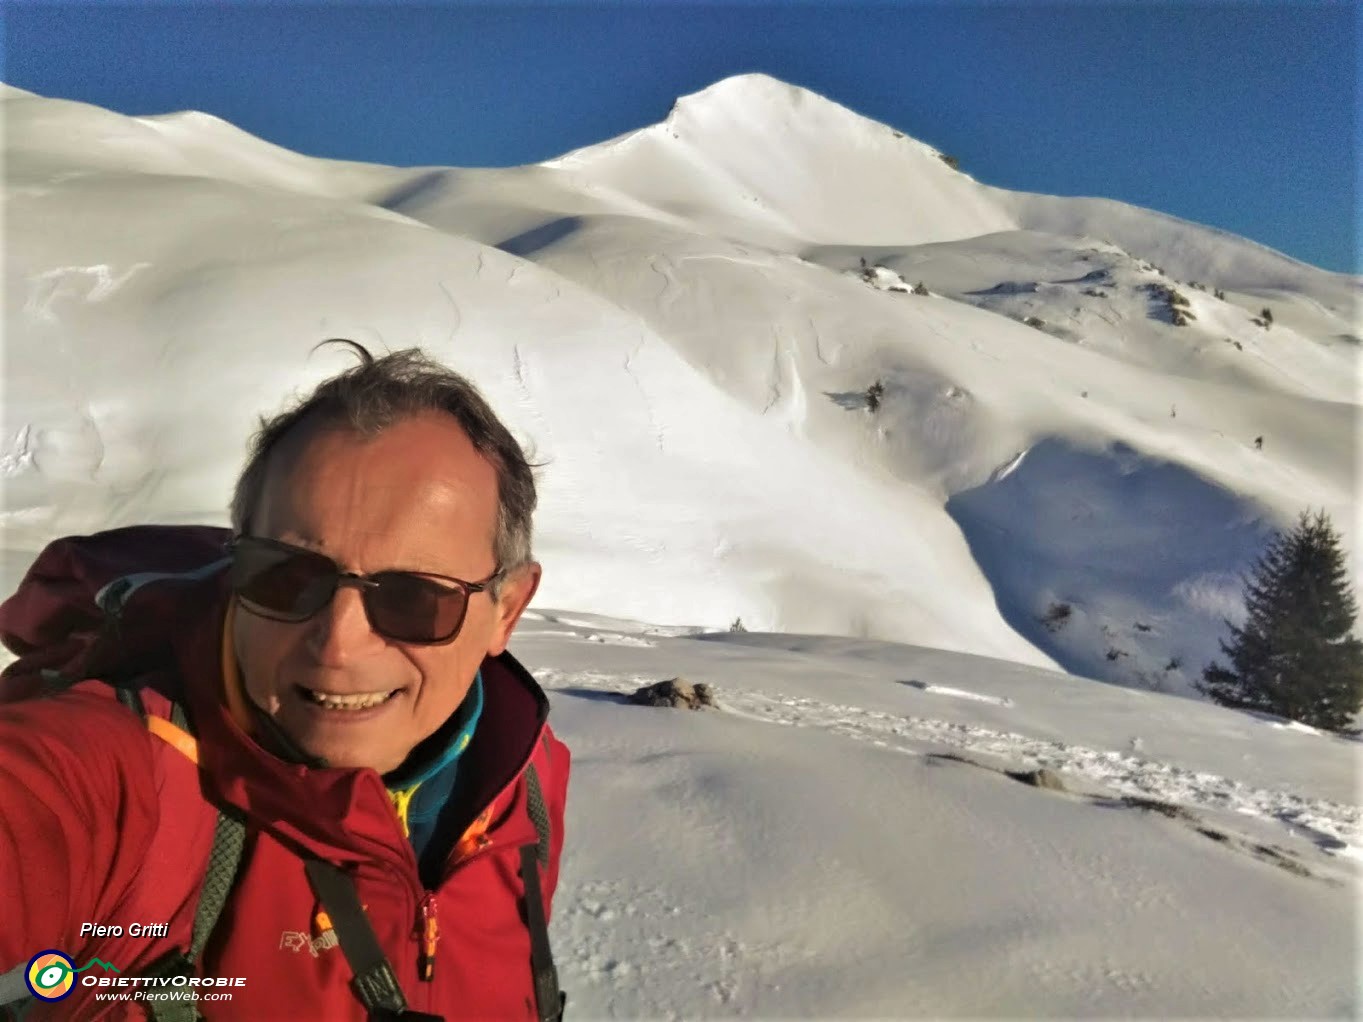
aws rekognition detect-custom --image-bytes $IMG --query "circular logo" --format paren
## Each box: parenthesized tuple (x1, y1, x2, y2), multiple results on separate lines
(26, 950, 76, 1002)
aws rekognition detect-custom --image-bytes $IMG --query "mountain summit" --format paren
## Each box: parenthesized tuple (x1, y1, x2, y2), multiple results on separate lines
(545, 72, 1014, 246)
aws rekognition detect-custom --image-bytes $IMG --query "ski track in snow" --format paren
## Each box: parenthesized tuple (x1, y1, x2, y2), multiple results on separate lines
(538, 667, 1360, 855)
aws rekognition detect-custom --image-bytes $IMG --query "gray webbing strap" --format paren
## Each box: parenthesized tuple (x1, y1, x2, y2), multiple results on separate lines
(0, 961, 30, 1012)
(521, 764, 563, 1022)
(138, 703, 247, 1022)
(524, 764, 551, 869)
(141, 977, 199, 1022)
(189, 808, 247, 963)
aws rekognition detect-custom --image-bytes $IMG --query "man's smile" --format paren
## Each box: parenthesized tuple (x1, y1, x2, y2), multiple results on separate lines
(295, 685, 402, 712)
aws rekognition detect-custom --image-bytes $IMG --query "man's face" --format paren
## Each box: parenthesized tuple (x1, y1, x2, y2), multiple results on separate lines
(231, 411, 540, 774)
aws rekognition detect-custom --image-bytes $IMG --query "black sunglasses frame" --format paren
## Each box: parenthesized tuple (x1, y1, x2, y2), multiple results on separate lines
(226, 535, 504, 646)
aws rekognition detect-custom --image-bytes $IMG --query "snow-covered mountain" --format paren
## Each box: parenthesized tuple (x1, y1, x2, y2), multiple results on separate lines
(4, 74, 1357, 698)
(2, 73, 1359, 1017)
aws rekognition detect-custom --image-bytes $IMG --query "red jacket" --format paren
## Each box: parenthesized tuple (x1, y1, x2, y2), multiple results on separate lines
(0, 528, 570, 1021)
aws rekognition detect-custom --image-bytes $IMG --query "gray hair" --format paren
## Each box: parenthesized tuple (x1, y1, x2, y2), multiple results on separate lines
(230, 340, 540, 596)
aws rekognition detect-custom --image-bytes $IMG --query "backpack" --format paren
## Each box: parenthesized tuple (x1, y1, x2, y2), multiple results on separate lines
(0, 526, 564, 1022)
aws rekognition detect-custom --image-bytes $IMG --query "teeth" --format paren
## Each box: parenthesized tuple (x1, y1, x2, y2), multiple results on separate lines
(304, 689, 395, 711)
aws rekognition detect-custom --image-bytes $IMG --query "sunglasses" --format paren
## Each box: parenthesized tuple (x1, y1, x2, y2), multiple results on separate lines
(227, 535, 503, 645)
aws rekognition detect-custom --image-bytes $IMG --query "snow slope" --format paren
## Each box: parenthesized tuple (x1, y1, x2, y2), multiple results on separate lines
(525, 612, 1358, 1018)
(2, 72, 1360, 1018)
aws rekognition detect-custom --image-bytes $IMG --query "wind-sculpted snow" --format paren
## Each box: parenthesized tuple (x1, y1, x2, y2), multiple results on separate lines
(946, 438, 1282, 696)
(517, 623, 1357, 1017)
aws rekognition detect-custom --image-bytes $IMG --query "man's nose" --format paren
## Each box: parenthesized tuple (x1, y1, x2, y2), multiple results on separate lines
(305, 583, 386, 662)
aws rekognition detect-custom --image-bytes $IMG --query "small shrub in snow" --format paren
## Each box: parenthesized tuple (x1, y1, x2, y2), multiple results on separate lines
(1165, 657, 1182, 672)
(938, 153, 960, 170)
(865, 379, 885, 412)
(729, 617, 747, 633)
(1135, 622, 1152, 633)
(1144, 284, 1194, 326)
(1260, 307, 1273, 329)
(1214, 289, 1226, 300)
(1105, 648, 1128, 661)
(1023, 316, 1046, 329)
(1199, 509, 1363, 733)
(912, 282, 930, 296)
(1041, 602, 1072, 631)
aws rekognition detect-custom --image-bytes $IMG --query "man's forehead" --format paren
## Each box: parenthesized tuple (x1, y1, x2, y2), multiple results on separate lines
(268, 416, 498, 493)
(256, 419, 499, 569)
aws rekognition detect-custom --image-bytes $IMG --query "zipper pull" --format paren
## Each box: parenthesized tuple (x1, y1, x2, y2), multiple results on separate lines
(418, 892, 439, 982)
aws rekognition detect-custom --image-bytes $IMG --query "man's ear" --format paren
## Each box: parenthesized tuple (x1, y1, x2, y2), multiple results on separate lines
(486, 562, 542, 656)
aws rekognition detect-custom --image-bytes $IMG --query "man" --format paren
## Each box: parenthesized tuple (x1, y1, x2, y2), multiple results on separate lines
(0, 342, 570, 1021)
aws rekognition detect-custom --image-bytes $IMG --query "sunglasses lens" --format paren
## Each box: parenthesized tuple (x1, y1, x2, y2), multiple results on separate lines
(366, 573, 468, 643)
(231, 542, 336, 620)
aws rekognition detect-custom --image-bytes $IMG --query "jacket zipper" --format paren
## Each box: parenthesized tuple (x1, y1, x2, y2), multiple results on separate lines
(417, 891, 439, 982)
(407, 718, 550, 985)
(412, 836, 543, 991)
(412, 827, 495, 983)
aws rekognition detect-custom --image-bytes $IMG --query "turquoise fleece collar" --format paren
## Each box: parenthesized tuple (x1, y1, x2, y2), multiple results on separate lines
(406, 671, 483, 791)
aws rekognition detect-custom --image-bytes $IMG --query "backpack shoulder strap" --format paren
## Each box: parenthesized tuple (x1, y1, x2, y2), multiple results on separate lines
(524, 761, 551, 869)
(125, 690, 248, 1022)
(303, 860, 412, 1018)
(521, 762, 564, 1022)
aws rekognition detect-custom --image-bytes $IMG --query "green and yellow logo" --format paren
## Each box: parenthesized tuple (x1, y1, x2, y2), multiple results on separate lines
(25, 950, 120, 1002)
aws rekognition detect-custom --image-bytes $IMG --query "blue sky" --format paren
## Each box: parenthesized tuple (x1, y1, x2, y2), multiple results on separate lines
(2, 1, 1357, 273)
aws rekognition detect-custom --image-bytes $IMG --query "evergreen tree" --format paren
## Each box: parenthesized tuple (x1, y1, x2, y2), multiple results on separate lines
(1200, 510, 1363, 731)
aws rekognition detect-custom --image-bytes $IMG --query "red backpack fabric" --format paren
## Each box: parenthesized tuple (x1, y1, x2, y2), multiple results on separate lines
(0, 525, 233, 702)
(0, 526, 570, 1021)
